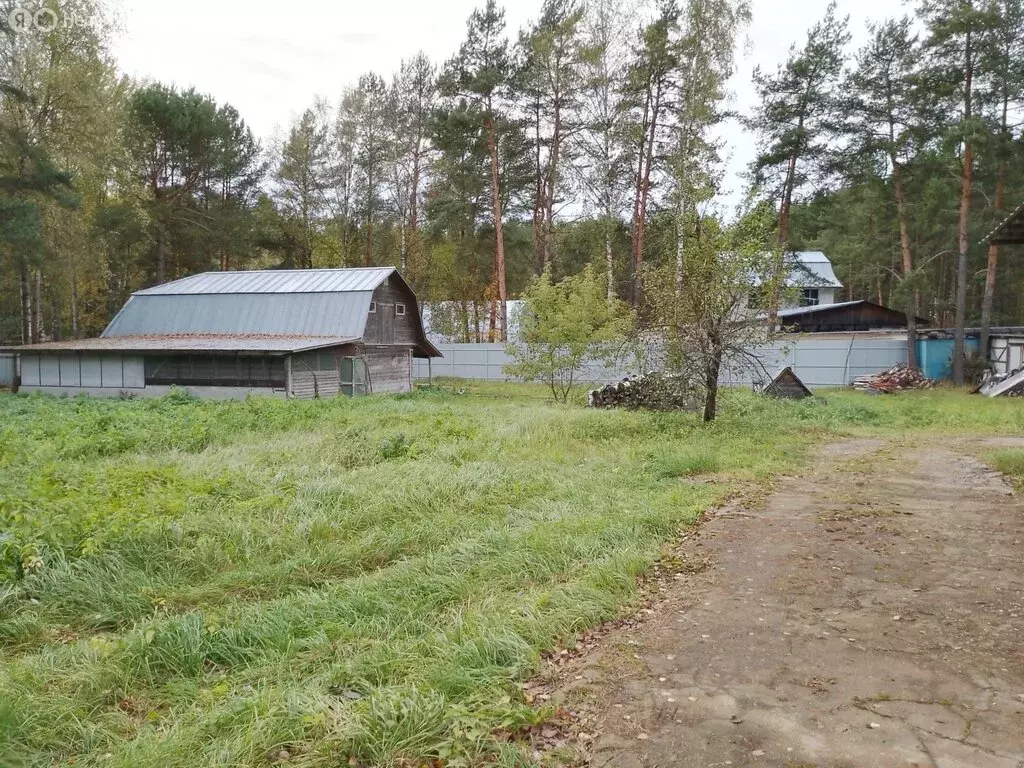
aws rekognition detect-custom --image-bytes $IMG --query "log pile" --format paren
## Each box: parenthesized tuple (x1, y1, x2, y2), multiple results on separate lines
(853, 364, 933, 394)
(588, 373, 699, 411)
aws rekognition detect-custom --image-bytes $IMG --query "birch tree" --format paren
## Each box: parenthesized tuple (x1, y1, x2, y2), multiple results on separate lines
(575, 0, 637, 298)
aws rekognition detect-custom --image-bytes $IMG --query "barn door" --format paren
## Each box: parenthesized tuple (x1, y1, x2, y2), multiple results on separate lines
(381, 306, 396, 344)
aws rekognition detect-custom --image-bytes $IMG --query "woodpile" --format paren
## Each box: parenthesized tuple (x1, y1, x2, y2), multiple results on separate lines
(853, 364, 933, 394)
(588, 373, 699, 411)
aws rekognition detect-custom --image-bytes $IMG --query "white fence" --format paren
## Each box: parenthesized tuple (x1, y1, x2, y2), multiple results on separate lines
(415, 334, 909, 390)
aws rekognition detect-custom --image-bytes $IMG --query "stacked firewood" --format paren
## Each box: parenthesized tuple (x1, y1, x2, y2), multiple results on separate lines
(853, 364, 933, 394)
(588, 373, 699, 411)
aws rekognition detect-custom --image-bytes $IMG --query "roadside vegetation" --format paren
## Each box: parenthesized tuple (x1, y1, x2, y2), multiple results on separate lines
(1, 386, 1022, 767)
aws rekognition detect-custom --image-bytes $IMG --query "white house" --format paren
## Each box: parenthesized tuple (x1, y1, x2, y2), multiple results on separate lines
(786, 251, 843, 307)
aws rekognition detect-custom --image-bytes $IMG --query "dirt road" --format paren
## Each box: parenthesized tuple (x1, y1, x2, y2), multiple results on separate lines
(550, 439, 1024, 767)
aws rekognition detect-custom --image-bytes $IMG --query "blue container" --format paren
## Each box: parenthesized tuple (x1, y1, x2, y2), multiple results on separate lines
(916, 337, 980, 381)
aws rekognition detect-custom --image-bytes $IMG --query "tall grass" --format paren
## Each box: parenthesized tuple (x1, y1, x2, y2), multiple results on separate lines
(0, 386, 1020, 767)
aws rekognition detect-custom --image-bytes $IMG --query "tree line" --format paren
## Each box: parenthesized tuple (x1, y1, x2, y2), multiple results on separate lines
(2, 0, 1023, 377)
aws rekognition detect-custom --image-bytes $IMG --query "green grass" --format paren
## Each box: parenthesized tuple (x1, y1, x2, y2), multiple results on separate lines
(0, 384, 1021, 767)
(991, 448, 1024, 490)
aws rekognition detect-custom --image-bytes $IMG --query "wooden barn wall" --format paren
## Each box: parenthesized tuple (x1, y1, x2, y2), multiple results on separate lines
(289, 345, 358, 399)
(364, 346, 413, 393)
(289, 343, 412, 398)
(363, 276, 418, 346)
(784, 305, 910, 333)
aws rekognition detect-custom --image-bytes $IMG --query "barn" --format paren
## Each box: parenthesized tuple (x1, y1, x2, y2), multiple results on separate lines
(777, 300, 929, 333)
(13, 267, 441, 399)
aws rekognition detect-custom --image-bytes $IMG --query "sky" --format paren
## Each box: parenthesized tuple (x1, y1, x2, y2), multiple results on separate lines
(110, 0, 897, 205)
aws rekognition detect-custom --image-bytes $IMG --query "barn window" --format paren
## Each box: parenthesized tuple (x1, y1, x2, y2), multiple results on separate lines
(800, 289, 820, 307)
(339, 357, 367, 397)
(395, 303, 406, 316)
(369, 301, 377, 313)
(144, 355, 286, 388)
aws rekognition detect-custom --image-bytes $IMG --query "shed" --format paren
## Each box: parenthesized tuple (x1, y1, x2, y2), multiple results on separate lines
(778, 301, 929, 333)
(15, 267, 441, 399)
(763, 367, 813, 399)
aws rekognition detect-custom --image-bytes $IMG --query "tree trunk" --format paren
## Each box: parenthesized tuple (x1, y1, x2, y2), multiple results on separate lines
(632, 85, 660, 307)
(769, 149, 799, 330)
(892, 160, 918, 371)
(952, 29, 974, 386)
(155, 226, 166, 285)
(399, 222, 408, 273)
(980, 89, 1009, 362)
(630, 88, 653, 306)
(543, 99, 562, 270)
(703, 339, 722, 423)
(605, 217, 615, 301)
(408, 154, 421, 279)
(32, 271, 43, 343)
(531, 99, 544, 274)
(675, 201, 685, 295)
(70, 265, 79, 339)
(979, 169, 1004, 361)
(19, 261, 31, 345)
(486, 115, 508, 341)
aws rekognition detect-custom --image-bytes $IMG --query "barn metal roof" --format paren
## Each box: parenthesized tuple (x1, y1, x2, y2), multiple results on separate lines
(104, 292, 374, 338)
(133, 267, 396, 295)
(16, 334, 358, 355)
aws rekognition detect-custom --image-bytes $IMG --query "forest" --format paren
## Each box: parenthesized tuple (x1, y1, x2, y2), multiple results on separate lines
(1, 0, 1023, 355)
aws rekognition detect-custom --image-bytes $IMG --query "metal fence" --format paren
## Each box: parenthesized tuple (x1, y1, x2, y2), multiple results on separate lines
(414, 335, 909, 390)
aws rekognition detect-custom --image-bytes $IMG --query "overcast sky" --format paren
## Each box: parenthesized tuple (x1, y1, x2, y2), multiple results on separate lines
(111, 0, 898, 205)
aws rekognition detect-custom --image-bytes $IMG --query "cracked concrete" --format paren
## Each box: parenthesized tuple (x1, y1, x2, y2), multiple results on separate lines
(550, 438, 1024, 767)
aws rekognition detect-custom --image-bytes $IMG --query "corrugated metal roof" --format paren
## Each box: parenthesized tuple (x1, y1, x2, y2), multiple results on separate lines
(134, 267, 396, 295)
(982, 201, 1024, 245)
(778, 300, 863, 317)
(17, 334, 358, 355)
(103, 292, 374, 339)
(787, 251, 843, 289)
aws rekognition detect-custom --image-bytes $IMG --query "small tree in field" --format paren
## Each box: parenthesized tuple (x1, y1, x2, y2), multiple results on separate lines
(505, 264, 633, 401)
(641, 204, 782, 422)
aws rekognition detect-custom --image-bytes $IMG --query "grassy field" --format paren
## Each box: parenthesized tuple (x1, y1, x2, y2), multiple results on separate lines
(1, 384, 1022, 767)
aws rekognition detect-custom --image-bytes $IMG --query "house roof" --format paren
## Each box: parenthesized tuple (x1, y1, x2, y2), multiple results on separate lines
(983, 201, 1024, 245)
(786, 251, 843, 289)
(15, 334, 359, 355)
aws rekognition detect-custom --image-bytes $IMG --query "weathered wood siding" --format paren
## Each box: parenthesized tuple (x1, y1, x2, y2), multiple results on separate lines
(364, 276, 419, 346)
(289, 344, 361, 399)
(288, 343, 411, 397)
(364, 346, 412, 393)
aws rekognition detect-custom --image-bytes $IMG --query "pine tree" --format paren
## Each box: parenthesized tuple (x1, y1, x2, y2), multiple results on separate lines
(919, 0, 996, 383)
(624, 0, 681, 305)
(748, 1, 849, 324)
(441, 0, 517, 340)
(843, 17, 925, 369)
(978, 0, 1024, 355)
